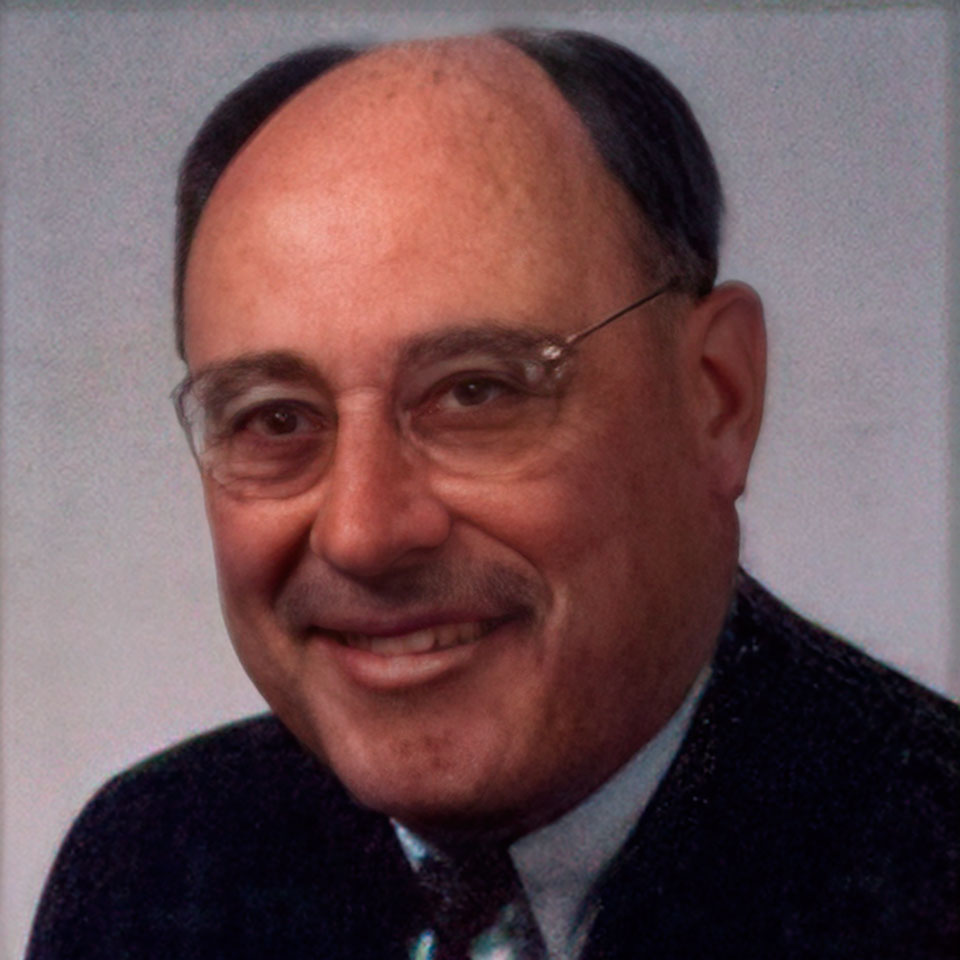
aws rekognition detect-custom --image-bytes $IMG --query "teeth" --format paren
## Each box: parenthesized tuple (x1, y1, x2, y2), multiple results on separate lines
(340, 621, 485, 655)
(373, 629, 435, 655)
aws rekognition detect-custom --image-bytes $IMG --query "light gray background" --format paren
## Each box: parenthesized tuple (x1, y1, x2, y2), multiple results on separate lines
(2, 2, 956, 957)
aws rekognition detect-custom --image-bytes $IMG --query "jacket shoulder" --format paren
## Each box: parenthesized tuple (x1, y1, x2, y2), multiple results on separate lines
(658, 572, 960, 956)
(593, 576, 959, 959)
(728, 570, 960, 775)
(82, 714, 343, 818)
(56, 714, 364, 861)
(27, 716, 417, 959)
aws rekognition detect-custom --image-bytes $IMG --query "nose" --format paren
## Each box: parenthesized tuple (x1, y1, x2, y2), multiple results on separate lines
(308, 406, 452, 578)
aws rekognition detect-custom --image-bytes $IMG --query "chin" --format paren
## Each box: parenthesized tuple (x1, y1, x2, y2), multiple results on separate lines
(294, 706, 541, 838)
(331, 753, 516, 835)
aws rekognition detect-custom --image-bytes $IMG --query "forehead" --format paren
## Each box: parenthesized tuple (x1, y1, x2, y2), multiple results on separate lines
(182, 36, 648, 369)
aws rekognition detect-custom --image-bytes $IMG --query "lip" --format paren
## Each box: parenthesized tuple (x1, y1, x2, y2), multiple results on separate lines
(306, 613, 523, 692)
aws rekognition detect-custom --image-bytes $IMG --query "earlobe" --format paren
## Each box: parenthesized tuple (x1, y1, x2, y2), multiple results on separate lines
(687, 281, 767, 500)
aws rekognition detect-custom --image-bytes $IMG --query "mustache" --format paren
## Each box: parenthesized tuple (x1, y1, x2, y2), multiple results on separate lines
(275, 561, 547, 630)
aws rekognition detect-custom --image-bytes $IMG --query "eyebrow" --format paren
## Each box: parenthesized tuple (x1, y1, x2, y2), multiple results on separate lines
(182, 321, 562, 393)
(179, 352, 324, 419)
(189, 352, 321, 387)
(398, 322, 561, 368)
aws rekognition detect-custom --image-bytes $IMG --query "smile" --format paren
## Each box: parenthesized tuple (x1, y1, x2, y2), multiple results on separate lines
(335, 621, 488, 655)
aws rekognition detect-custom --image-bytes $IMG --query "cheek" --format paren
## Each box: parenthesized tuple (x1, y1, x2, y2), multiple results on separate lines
(501, 411, 689, 568)
(204, 491, 322, 719)
(204, 488, 308, 616)
(480, 396, 707, 664)
(439, 442, 650, 620)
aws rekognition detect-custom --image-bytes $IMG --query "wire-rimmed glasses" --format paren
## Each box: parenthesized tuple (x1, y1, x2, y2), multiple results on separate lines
(173, 279, 678, 499)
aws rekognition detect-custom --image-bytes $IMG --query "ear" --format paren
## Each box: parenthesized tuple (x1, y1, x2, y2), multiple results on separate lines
(681, 281, 766, 500)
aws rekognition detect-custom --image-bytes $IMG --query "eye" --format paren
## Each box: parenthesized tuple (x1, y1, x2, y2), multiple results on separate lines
(411, 369, 540, 441)
(419, 371, 539, 424)
(191, 387, 334, 497)
(212, 399, 328, 447)
(442, 375, 514, 409)
(239, 402, 318, 437)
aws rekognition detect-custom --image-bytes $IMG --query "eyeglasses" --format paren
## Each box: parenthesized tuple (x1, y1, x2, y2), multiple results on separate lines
(173, 279, 678, 499)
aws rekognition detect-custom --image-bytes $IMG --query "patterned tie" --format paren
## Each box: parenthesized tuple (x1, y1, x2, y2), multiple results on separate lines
(410, 844, 547, 960)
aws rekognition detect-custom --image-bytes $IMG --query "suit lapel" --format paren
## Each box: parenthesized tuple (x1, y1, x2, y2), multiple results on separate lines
(580, 581, 766, 959)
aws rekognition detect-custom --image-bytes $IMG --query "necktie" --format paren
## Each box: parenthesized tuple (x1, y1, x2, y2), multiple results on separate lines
(411, 845, 547, 960)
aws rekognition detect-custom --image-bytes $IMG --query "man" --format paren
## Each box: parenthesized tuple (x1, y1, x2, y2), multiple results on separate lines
(28, 28, 958, 960)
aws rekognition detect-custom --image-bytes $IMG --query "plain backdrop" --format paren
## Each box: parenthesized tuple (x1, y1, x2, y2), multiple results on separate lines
(2, 2, 956, 957)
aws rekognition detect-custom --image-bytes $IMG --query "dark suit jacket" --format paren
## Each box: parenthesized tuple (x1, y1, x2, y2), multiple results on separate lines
(27, 573, 960, 959)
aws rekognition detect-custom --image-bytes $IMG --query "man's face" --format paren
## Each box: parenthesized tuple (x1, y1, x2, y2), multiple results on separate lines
(183, 39, 727, 837)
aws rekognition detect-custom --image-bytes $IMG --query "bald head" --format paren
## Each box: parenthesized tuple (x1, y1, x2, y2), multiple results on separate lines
(230, 35, 639, 235)
(174, 28, 722, 358)
(183, 35, 654, 365)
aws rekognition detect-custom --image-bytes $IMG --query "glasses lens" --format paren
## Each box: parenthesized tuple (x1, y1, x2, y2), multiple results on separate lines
(401, 350, 568, 477)
(175, 380, 334, 499)
(173, 342, 571, 497)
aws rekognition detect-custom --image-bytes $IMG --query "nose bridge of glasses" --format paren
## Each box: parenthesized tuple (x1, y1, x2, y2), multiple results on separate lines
(325, 385, 419, 473)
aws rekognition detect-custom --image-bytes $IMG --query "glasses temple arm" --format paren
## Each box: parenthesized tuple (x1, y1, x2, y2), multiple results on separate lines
(563, 278, 679, 350)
